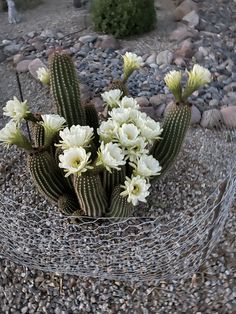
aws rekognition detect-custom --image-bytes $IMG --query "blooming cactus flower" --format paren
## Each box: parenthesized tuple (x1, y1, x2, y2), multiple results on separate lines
(0, 120, 31, 149)
(126, 137, 149, 163)
(57, 125, 94, 150)
(3, 96, 29, 123)
(40, 114, 66, 146)
(118, 96, 140, 109)
(117, 123, 140, 147)
(36, 67, 50, 85)
(96, 142, 126, 172)
(97, 119, 119, 143)
(183, 64, 211, 99)
(101, 89, 123, 108)
(131, 154, 162, 178)
(123, 52, 143, 81)
(138, 117, 163, 143)
(164, 70, 182, 102)
(120, 175, 151, 206)
(58, 147, 92, 177)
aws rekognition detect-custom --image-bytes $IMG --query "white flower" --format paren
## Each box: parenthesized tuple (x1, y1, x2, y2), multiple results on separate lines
(120, 175, 150, 206)
(123, 52, 143, 81)
(109, 107, 140, 125)
(164, 70, 182, 102)
(3, 96, 29, 123)
(119, 96, 140, 109)
(131, 154, 162, 178)
(117, 123, 140, 147)
(97, 119, 119, 143)
(96, 142, 126, 172)
(183, 64, 211, 99)
(58, 147, 92, 177)
(138, 117, 163, 142)
(57, 125, 94, 150)
(40, 114, 66, 146)
(0, 120, 31, 149)
(36, 67, 50, 85)
(126, 137, 149, 162)
(101, 89, 123, 108)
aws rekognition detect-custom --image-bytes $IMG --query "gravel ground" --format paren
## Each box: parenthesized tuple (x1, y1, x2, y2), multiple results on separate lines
(0, 0, 236, 313)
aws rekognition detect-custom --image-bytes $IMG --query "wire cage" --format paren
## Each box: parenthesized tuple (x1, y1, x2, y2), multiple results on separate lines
(0, 127, 235, 282)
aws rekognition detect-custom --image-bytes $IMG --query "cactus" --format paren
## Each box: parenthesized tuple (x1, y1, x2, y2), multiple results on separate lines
(74, 172, 108, 217)
(106, 186, 133, 218)
(151, 103, 191, 179)
(0, 51, 210, 219)
(27, 149, 79, 213)
(50, 52, 86, 127)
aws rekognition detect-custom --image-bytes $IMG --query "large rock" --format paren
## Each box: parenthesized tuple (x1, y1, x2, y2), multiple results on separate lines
(16, 60, 32, 73)
(169, 24, 198, 42)
(146, 53, 157, 65)
(182, 10, 199, 27)
(135, 96, 149, 107)
(200, 109, 223, 129)
(98, 35, 120, 50)
(174, 39, 194, 59)
(174, 0, 198, 21)
(156, 50, 173, 65)
(28, 58, 47, 80)
(149, 94, 166, 107)
(220, 106, 236, 128)
(191, 105, 201, 124)
(3, 43, 21, 56)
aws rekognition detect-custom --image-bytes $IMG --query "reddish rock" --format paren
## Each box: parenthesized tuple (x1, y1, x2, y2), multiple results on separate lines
(135, 96, 149, 107)
(98, 35, 120, 50)
(174, 39, 194, 59)
(13, 53, 23, 65)
(16, 60, 32, 73)
(149, 94, 166, 107)
(174, 0, 198, 21)
(220, 106, 236, 128)
(90, 97, 104, 112)
(140, 106, 157, 120)
(169, 24, 198, 42)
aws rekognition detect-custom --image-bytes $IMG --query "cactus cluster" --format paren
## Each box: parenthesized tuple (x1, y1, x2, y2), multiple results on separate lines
(0, 51, 211, 218)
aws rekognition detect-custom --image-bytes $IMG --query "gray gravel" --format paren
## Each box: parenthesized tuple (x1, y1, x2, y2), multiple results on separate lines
(0, 0, 236, 312)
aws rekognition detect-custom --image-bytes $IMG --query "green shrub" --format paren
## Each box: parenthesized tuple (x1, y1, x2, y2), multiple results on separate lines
(92, 0, 156, 38)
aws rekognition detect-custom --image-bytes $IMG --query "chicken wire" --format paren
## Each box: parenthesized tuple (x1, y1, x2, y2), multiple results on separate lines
(0, 127, 235, 282)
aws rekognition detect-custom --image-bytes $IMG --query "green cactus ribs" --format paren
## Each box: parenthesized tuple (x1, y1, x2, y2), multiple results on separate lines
(74, 172, 108, 217)
(106, 186, 133, 218)
(27, 149, 79, 211)
(50, 51, 86, 127)
(151, 102, 191, 179)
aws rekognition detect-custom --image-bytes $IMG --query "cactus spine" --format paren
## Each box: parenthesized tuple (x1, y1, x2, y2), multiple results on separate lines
(50, 52, 86, 127)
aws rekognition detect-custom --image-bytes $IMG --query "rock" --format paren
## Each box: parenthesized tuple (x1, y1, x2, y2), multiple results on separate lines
(174, 56, 186, 66)
(98, 35, 120, 50)
(182, 10, 199, 27)
(31, 40, 45, 52)
(191, 105, 201, 124)
(135, 97, 149, 107)
(78, 35, 97, 44)
(156, 50, 173, 65)
(146, 53, 157, 65)
(40, 29, 55, 38)
(209, 99, 219, 107)
(16, 60, 32, 73)
(80, 83, 92, 103)
(149, 94, 166, 107)
(90, 97, 104, 112)
(13, 53, 24, 64)
(28, 58, 47, 80)
(169, 24, 198, 42)
(155, 104, 166, 118)
(73, 0, 82, 7)
(221, 106, 236, 128)
(3, 43, 21, 56)
(174, 0, 198, 21)
(140, 106, 157, 120)
(200, 109, 223, 129)
(194, 46, 209, 61)
(223, 82, 236, 93)
(174, 39, 194, 59)
(164, 101, 176, 117)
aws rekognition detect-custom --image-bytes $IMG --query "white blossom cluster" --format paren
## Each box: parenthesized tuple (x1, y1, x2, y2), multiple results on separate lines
(98, 90, 163, 206)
